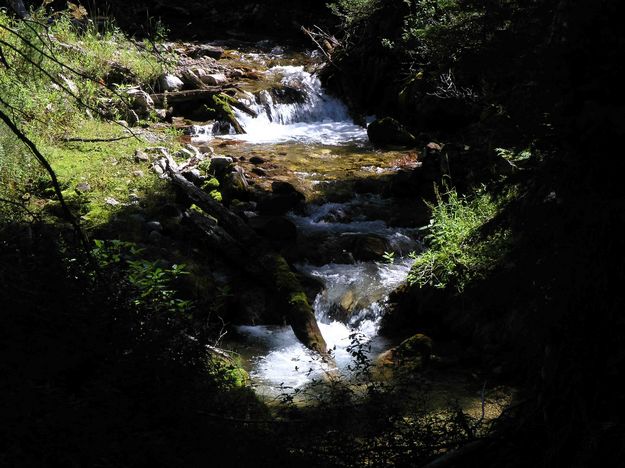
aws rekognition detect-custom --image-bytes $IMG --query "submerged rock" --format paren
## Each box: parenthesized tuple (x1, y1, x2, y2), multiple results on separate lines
(248, 215, 297, 241)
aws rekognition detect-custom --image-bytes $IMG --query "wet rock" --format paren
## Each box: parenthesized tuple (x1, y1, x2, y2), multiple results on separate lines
(250, 155, 266, 165)
(257, 193, 304, 216)
(182, 168, 203, 185)
(148, 230, 162, 244)
(374, 334, 433, 378)
(209, 156, 234, 172)
(271, 180, 301, 195)
(158, 73, 184, 92)
(252, 167, 267, 176)
(189, 44, 224, 60)
(223, 167, 250, 199)
(367, 117, 416, 147)
(248, 215, 297, 241)
(327, 289, 357, 322)
(146, 220, 163, 232)
(339, 233, 391, 261)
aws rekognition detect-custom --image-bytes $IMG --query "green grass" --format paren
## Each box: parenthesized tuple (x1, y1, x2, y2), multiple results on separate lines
(0, 6, 177, 229)
(408, 184, 512, 291)
(41, 120, 177, 229)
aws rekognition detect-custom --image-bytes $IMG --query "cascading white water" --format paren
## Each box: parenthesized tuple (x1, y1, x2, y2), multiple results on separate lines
(238, 259, 413, 397)
(238, 199, 419, 397)
(191, 54, 419, 396)
(192, 65, 368, 145)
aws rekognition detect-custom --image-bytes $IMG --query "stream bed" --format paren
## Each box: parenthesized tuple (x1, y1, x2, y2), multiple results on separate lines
(186, 43, 514, 417)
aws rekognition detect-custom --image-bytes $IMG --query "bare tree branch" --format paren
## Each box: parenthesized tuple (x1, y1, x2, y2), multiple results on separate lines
(0, 106, 90, 252)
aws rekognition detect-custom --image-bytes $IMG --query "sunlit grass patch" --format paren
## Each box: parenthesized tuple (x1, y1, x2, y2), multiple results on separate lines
(408, 184, 513, 291)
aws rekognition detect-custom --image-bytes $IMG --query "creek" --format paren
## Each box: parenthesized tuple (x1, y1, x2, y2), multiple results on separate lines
(190, 45, 423, 398)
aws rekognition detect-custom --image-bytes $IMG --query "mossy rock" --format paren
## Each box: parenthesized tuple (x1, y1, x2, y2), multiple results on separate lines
(374, 333, 433, 379)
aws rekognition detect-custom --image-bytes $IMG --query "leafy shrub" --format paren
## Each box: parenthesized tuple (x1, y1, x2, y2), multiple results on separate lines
(408, 184, 511, 291)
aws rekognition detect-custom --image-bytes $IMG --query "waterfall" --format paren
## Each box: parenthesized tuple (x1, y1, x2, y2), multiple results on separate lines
(192, 65, 368, 145)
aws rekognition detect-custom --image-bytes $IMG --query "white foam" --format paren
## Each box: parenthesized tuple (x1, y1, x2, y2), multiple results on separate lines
(192, 65, 368, 145)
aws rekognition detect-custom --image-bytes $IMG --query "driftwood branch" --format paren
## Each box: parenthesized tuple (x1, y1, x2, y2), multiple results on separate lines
(62, 135, 133, 143)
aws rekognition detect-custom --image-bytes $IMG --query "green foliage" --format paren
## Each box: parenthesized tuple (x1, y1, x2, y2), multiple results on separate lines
(328, 0, 381, 29)
(382, 250, 395, 264)
(408, 184, 511, 291)
(0, 7, 165, 140)
(400, 0, 484, 65)
(0, 126, 44, 221)
(93, 239, 193, 315)
(207, 355, 250, 388)
(0, 7, 177, 227)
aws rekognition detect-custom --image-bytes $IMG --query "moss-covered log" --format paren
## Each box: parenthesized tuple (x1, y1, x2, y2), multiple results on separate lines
(158, 155, 328, 354)
(268, 254, 328, 354)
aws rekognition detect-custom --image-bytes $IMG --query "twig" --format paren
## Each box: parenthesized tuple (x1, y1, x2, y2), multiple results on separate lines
(62, 135, 132, 143)
(0, 106, 90, 254)
(0, 197, 38, 219)
(301, 25, 342, 71)
(196, 410, 305, 424)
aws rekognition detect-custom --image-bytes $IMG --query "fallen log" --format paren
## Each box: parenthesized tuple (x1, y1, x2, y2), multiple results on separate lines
(151, 88, 228, 106)
(157, 155, 328, 355)
(151, 90, 257, 118)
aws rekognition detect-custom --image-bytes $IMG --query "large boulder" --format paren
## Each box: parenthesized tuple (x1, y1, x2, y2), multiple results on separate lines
(338, 233, 391, 262)
(374, 333, 433, 379)
(367, 117, 416, 147)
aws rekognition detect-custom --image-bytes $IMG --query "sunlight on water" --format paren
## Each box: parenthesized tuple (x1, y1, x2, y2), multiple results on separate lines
(191, 65, 368, 145)
(237, 259, 413, 396)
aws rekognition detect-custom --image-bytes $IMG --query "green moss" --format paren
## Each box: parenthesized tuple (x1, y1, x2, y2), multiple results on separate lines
(202, 177, 220, 190)
(189, 204, 204, 215)
(211, 94, 244, 134)
(207, 355, 249, 388)
(40, 119, 177, 229)
(289, 291, 308, 306)
(198, 160, 213, 174)
(273, 255, 304, 296)
(209, 190, 223, 202)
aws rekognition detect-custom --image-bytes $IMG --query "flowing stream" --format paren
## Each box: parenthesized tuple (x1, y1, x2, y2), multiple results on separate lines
(192, 50, 421, 398)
